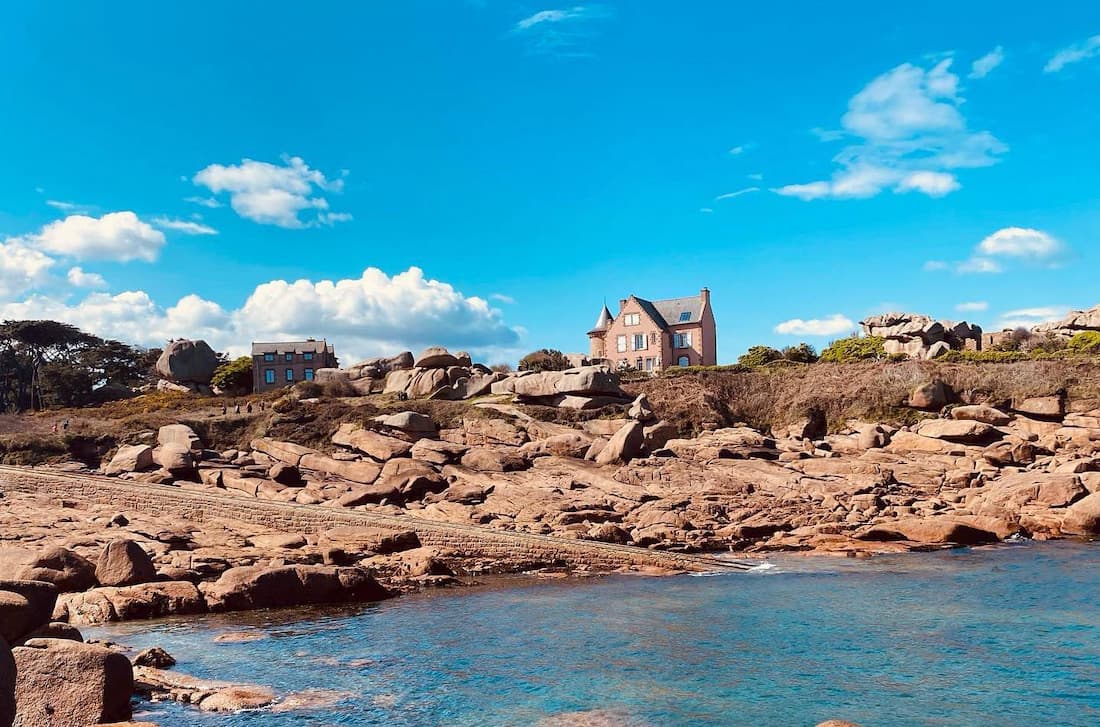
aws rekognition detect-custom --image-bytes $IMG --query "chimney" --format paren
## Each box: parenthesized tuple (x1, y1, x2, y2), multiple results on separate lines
(700, 287, 710, 306)
(619, 298, 629, 312)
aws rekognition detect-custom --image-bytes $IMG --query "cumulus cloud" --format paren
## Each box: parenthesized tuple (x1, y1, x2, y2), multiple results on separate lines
(976, 226, 1064, 261)
(151, 217, 218, 235)
(66, 266, 108, 289)
(512, 4, 610, 57)
(969, 46, 1004, 79)
(774, 314, 855, 337)
(33, 211, 165, 262)
(490, 293, 515, 304)
(0, 239, 55, 298)
(1044, 34, 1100, 73)
(0, 266, 522, 362)
(955, 301, 989, 312)
(193, 155, 349, 229)
(774, 59, 1005, 200)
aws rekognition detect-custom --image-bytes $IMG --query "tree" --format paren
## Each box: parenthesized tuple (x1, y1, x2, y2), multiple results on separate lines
(211, 356, 254, 395)
(737, 345, 782, 368)
(518, 349, 571, 372)
(781, 343, 818, 363)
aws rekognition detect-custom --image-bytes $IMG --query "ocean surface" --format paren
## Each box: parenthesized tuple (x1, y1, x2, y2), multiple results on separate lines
(87, 541, 1100, 726)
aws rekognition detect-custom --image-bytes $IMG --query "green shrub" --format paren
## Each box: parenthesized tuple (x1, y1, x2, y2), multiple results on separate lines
(781, 343, 819, 363)
(938, 349, 1029, 363)
(211, 356, 253, 395)
(819, 336, 885, 363)
(737, 345, 783, 368)
(518, 349, 570, 372)
(1067, 331, 1100, 355)
(662, 364, 750, 377)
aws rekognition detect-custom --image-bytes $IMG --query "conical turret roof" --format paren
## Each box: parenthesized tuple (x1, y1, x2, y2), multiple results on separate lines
(587, 305, 613, 335)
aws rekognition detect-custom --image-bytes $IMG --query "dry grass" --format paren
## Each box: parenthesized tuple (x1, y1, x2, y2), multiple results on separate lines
(629, 359, 1100, 434)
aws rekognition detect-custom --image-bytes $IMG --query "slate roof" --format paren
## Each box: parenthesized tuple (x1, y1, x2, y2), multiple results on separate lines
(587, 305, 614, 335)
(636, 296, 704, 329)
(251, 340, 334, 356)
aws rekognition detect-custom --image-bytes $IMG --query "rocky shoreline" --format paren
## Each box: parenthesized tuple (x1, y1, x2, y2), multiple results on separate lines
(3, 353, 1100, 723)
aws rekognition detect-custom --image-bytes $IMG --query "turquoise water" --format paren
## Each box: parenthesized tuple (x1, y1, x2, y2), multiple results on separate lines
(88, 542, 1100, 726)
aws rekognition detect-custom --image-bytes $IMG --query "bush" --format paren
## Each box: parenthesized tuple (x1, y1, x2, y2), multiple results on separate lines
(938, 349, 1029, 363)
(819, 336, 886, 363)
(737, 345, 783, 368)
(518, 349, 570, 372)
(1067, 331, 1100, 355)
(211, 356, 253, 395)
(781, 343, 818, 364)
(489, 363, 514, 373)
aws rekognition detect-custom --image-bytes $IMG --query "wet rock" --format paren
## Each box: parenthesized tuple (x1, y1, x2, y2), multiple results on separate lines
(200, 565, 391, 612)
(59, 581, 206, 625)
(133, 646, 176, 668)
(859, 516, 1001, 545)
(96, 539, 157, 587)
(15, 621, 83, 646)
(13, 638, 133, 725)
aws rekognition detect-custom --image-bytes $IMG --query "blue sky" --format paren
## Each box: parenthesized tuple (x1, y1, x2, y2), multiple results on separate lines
(1, 1, 1098, 364)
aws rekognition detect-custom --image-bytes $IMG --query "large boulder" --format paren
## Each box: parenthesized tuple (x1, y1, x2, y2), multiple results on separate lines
(1032, 304, 1100, 337)
(12, 639, 133, 725)
(414, 346, 460, 369)
(916, 419, 996, 442)
(332, 424, 413, 461)
(95, 540, 157, 587)
(1, 637, 12, 727)
(344, 351, 414, 380)
(13, 547, 97, 593)
(951, 405, 1012, 426)
(595, 421, 646, 466)
(56, 582, 205, 625)
(0, 581, 57, 646)
(1062, 492, 1100, 535)
(157, 423, 202, 451)
(377, 411, 436, 434)
(909, 381, 949, 410)
(199, 565, 390, 612)
(491, 366, 626, 400)
(104, 444, 155, 475)
(153, 443, 195, 473)
(859, 517, 1001, 545)
(155, 339, 219, 384)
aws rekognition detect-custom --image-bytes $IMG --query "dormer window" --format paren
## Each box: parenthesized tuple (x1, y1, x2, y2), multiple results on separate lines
(679, 311, 692, 322)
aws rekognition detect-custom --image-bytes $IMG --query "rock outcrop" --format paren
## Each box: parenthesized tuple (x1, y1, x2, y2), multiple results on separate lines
(861, 312, 982, 359)
(155, 339, 219, 393)
(12, 638, 133, 726)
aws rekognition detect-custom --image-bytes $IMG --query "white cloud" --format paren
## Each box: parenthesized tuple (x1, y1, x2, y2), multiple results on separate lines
(1044, 34, 1100, 73)
(774, 314, 855, 337)
(151, 217, 218, 235)
(715, 187, 760, 200)
(512, 4, 609, 56)
(184, 196, 222, 209)
(0, 239, 55, 298)
(969, 46, 1005, 79)
(46, 200, 92, 213)
(0, 266, 522, 362)
(66, 266, 108, 289)
(957, 256, 1003, 274)
(955, 301, 988, 312)
(193, 155, 349, 229)
(976, 226, 1063, 261)
(33, 211, 165, 262)
(490, 293, 515, 304)
(996, 306, 1068, 331)
(774, 59, 1005, 200)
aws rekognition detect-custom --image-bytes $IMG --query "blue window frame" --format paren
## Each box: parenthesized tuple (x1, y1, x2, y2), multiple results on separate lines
(679, 311, 692, 322)
(264, 368, 275, 384)
(263, 352, 274, 362)
(285, 368, 294, 382)
(304, 368, 314, 381)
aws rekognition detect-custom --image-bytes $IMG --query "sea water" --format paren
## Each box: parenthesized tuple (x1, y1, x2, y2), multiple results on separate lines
(86, 541, 1100, 726)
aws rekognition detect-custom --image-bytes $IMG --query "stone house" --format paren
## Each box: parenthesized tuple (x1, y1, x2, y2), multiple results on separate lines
(587, 289, 717, 372)
(251, 339, 338, 392)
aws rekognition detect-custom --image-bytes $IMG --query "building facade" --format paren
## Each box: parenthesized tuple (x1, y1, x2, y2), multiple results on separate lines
(587, 288, 717, 372)
(251, 339, 338, 392)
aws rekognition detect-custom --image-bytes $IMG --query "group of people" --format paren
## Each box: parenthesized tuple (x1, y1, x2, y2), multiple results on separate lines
(49, 419, 71, 434)
(220, 400, 266, 417)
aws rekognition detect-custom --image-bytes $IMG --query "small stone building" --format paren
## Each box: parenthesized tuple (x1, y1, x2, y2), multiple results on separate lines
(251, 339, 338, 392)
(587, 289, 717, 372)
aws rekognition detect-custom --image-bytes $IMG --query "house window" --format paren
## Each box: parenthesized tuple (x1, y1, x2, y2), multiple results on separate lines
(632, 334, 646, 351)
(616, 335, 628, 353)
(677, 355, 690, 367)
(264, 368, 275, 384)
(264, 353, 274, 362)
(674, 332, 692, 348)
(285, 352, 294, 362)
(635, 357, 643, 369)
(679, 311, 692, 322)
(304, 368, 314, 381)
(304, 352, 314, 361)
(645, 357, 655, 371)
(285, 368, 294, 382)
(624, 313, 640, 326)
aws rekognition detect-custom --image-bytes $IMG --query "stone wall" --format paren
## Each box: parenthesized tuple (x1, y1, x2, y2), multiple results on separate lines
(0, 466, 740, 573)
